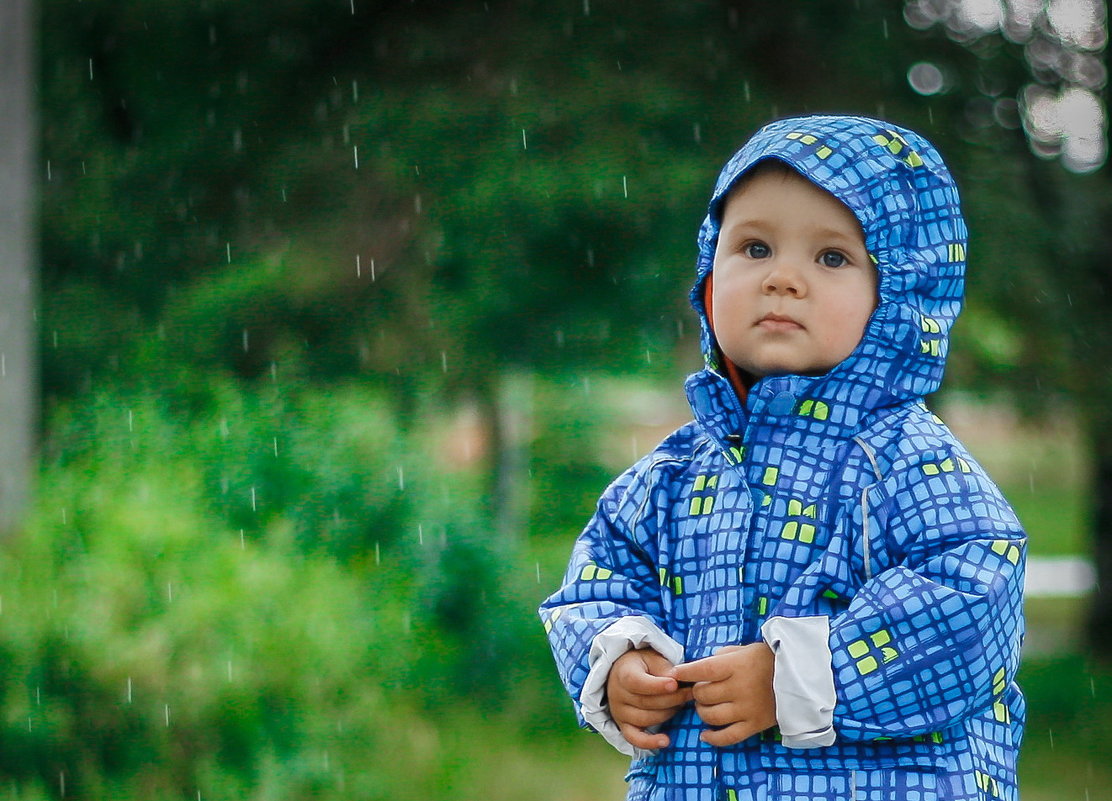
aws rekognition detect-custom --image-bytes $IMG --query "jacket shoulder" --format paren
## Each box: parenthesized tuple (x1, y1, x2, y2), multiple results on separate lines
(854, 402, 981, 478)
(856, 403, 1023, 540)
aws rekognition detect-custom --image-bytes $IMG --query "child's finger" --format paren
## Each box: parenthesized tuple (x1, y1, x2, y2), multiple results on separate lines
(625, 688, 690, 710)
(618, 722, 671, 751)
(622, 669, 679, 696)
(669, 654, 733, 685)
(690, 678, 735, 706)
(698, 721, 755, 748)
(613, 703, 671, 729)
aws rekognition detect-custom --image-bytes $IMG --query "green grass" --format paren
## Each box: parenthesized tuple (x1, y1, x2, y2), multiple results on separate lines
(1018, 653, 1112, 800)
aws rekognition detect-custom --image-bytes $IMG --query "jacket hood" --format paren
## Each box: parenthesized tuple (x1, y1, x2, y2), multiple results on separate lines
(690, 115, 966, 433)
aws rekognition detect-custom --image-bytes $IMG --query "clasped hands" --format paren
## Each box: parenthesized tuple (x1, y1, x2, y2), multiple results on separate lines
(606, 643, 776, 750)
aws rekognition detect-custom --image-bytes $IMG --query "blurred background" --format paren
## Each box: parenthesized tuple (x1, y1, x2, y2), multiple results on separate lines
(1, 0, 1110, 798)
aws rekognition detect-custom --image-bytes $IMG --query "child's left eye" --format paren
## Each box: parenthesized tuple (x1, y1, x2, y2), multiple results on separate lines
(820, 251, 847, 268)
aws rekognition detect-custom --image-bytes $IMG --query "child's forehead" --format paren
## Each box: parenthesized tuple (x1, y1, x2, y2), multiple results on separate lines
(716, 158, 866, 233)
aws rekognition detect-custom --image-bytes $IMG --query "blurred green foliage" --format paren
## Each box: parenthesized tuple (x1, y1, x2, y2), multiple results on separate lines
(9, 375, 571, 797)
(19, 0, 1112, 797)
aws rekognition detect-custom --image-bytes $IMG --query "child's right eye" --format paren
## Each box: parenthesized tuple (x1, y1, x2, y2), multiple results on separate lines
(744, 242, 771, 259)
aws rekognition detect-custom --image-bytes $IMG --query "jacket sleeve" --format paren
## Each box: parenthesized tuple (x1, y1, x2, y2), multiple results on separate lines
(538, 458, 684, 749)
(761, 443, 1027, 746)
(822, 448, 1026, 742)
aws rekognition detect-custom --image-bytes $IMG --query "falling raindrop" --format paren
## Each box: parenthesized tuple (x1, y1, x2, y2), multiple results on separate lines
(882, 18, 890, 38)
(535, 561, 541, 583)
(127, 677, 132, 703)
(60, 771, 65, 798)
(167, 582, 173, 602)
(239, 529, 245, 549)
(226, 242, 232, 263)
(88, 58, 94, 80)
(61, 508, 67, 525)
(353, 145, 359, 169)
(522, 128, 528, 150)
(418, 524, 424, 545)
(242, 329, 249, 352)
(352, 80, 359, 102)
(693, 122, 702, 143)
(375, 541, 381, 565)
(46, 160, 52, 181)
(743, 81, 751, 102)
(273, 437, 278, 457)
(250, 486, 257, 511)
(165, 704, 171, 727)
(356, 254, 362, 276)
(623, 175, 628, 198)
(1048, 728, 1055, 749)
(128, 408, 133, 432)
(441, 351, 448, 372)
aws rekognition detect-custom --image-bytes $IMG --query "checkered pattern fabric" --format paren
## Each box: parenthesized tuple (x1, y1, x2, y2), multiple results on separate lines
(540, 116, 1025, 800)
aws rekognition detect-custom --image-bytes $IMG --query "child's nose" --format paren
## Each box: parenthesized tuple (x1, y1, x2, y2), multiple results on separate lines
(761, 258, 806, 296)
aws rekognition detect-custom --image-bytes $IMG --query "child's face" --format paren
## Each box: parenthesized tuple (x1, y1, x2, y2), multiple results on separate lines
(711, 166, 877, 379)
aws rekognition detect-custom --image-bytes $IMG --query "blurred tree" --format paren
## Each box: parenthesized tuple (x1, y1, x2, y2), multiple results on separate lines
(38, 0, 1112, 646)
(899, 0, 1112, 657)
(0, 0, 37, 534)
(25, 0, 1112, 794)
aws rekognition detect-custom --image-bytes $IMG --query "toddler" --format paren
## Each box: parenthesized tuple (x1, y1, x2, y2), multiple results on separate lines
(540, 115, 1025, 801)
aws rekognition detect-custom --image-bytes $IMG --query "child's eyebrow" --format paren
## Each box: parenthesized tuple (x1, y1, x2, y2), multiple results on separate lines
(718, 217, 773, 235)
(812, 227, 868, 246)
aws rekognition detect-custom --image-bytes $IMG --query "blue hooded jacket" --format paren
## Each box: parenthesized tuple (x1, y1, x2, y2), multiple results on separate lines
(540, 115, 1026, 801)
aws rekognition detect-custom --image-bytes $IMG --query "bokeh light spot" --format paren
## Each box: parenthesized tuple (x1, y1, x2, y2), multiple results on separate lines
(908, 61, 948, 95)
